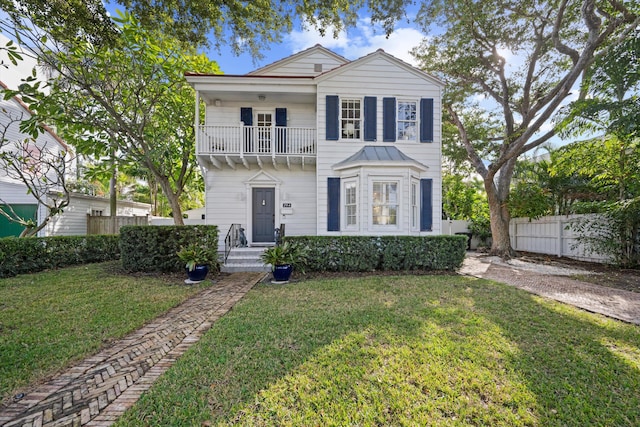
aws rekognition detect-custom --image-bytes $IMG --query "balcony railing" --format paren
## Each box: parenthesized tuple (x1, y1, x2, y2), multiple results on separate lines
(197, 125, 316, 156)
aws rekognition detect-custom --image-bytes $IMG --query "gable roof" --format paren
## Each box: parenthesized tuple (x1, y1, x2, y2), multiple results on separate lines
(333, 145, 428, 171)
(315, 49, 444, 87)
(247, 44, 349, 76)
(0, 80, 69, 151)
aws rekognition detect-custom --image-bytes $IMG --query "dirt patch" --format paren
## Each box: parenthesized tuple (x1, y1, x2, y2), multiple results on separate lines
(515, 251, 640, 293)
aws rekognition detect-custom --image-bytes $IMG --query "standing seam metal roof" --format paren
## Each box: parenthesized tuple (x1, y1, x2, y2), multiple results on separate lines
(332, 145, 427, 169)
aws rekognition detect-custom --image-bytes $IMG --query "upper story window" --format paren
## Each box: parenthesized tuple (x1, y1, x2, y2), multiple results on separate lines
(341, 99, 361, 140)
(397, 101, 417, 141)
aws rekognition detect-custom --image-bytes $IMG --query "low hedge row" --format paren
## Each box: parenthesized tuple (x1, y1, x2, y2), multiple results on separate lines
(120, 225, 219, 273)
(285, 235, 467, 272)
(0, 235, 120, 278)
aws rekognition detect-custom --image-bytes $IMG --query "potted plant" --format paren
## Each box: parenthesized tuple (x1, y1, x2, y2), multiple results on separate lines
(260, 241, 307, 283)
(177, 243, 217, 283)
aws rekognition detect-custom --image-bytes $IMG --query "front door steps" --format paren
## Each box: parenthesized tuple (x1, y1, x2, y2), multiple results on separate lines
(222, 246, 272, 273)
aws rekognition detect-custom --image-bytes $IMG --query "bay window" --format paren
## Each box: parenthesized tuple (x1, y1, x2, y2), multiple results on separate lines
(372, 181, 398, 226)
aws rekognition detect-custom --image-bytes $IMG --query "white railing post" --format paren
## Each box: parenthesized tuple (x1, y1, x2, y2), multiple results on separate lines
(271, 125, 276, 157)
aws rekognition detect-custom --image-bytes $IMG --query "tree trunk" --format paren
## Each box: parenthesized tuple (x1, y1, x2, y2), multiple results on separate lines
(487, 194, 515, 258)
(156, 176, 184, 225)
(110, 166, 117, 233)
(485, 161, 517, 259)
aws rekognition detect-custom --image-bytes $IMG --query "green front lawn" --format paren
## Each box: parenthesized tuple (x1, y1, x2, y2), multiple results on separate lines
(116, 275, 640, 426)
(0, 262, 210, 401)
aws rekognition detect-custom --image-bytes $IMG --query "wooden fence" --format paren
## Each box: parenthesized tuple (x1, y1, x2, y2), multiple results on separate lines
(510, 214, 609, 263)
(87, 215, 149, 235)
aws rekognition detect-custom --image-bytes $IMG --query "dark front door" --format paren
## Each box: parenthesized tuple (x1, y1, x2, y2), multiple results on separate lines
(252, 188, 275, 242)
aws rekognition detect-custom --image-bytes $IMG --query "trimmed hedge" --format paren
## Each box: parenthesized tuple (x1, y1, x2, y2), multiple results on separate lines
(120, 225, 219, 273)
(285, 235, 467, 272)
(0, 235, 120, 278)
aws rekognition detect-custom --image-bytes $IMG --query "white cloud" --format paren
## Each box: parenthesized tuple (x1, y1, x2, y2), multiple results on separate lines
(285, 18, 425, 65)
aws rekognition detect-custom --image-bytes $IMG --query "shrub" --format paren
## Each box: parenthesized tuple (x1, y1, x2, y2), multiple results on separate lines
(0, 235, 120, 278)
(379, 235, 467, 271)
(284, 235, 467, 272)
(120, 225, 219, 273)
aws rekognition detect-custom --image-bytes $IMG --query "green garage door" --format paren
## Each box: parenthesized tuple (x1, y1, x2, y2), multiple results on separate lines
(0, 204, 38, 237)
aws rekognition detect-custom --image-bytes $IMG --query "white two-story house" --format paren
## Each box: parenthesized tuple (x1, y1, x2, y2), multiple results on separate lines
(186, 45, 443, 252)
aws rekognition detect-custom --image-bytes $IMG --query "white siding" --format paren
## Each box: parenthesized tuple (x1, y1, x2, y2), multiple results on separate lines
(0, 97, 69, 186)
(0, 180, 38, 204)
(46, 195, 151, 236)
(205, 101, 316, 128)
(316, 55, 443, 236)
(250, 49, 346, 76)
(204, 166, 316, 251)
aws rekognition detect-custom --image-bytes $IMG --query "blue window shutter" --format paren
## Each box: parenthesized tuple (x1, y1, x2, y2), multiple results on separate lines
(420, 178, 433, 231)
(240, 107, 253, 151)
(327, 177, 340, 231)
(420, 98, 434, 143)
(326, 95, 339, 141)
(275, 108, 287, 126)
(240, 107, 253, 126)
(363, 96, 377, 141)
(275, 108, 287, 153)
(383, 97, 396, 142)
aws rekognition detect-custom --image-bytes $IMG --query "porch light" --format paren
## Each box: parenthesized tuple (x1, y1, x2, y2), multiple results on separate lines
(258, 94, 266, 101)
(214, 99, 221, 106)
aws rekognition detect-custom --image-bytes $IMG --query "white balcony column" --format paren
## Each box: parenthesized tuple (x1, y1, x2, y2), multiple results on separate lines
(194, 90, 200, 152)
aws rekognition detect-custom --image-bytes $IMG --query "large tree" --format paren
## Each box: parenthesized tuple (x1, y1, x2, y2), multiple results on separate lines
(1, 0, 414, 54)
(4, 12, 220, 223)
(413, 0, 639, 257)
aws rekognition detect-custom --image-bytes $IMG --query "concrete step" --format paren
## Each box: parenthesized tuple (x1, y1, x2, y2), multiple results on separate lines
(222, 247, 270, 273)
(222, 263, 271, 273)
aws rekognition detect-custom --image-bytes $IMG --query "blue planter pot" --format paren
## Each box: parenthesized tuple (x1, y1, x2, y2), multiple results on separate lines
(187, 264, 209, 282)
(272, 264, 293, 282)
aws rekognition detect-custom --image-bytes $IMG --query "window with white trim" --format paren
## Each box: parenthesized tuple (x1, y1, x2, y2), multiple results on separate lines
(340, 98, 361, 140)
(372, 181, 398, 226)
(397, 101, 417, 141)
(344, 180, 358, 228)
(411, 180, 419, 230)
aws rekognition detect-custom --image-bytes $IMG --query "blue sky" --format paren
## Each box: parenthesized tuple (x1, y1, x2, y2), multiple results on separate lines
(207, 14, 426, 75)
(104, 3, 426, 75)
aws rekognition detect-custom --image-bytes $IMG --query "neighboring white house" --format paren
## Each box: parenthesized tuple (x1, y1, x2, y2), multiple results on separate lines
(186, 45, 444, 250)
(0, 80, 72, 237)
(1, 80, 151, 236)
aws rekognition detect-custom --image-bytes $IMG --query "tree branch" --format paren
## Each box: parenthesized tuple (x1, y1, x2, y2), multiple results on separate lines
(446, 105, 488, 178)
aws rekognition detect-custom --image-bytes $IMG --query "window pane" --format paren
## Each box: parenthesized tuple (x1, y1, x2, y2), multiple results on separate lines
(397, 101, 417, 141)
(341, 99, 361, 139)
(345, 182, 357, 226)
(372, 182, 398, 225)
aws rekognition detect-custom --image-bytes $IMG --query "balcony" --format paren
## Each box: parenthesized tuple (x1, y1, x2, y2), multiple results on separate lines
(197, 125, 317, 170)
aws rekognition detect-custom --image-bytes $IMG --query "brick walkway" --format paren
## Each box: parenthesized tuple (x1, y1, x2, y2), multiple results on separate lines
(461, 254, 640, 325)
(0, 272, 264, 427)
